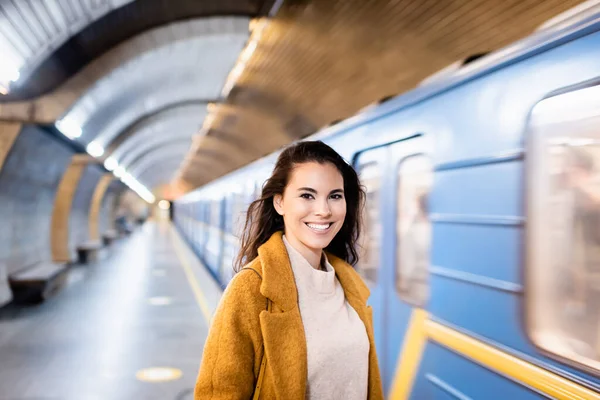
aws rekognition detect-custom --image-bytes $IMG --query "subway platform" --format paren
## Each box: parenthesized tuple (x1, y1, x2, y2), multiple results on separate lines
(0, 221, 222, 400)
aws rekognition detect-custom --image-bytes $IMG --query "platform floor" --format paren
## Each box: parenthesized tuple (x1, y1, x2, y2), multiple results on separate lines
(0, 221, 223, 400)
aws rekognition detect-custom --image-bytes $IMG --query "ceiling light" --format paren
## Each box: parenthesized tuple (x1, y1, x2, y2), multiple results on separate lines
(158, 200, 170, 210)
(104, 157, 118, 171)
(114, 166, 125, 178)
(86, 141, 105, 157)
(249, 17, 267, 33)
(0, 64, 20, 94)
(56, 117, 82, 139)
(221, 19, 269, 98)
(9, 69, 19, 83)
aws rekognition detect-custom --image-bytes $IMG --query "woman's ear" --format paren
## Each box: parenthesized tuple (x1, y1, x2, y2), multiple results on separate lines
(273, 194, 284, 216)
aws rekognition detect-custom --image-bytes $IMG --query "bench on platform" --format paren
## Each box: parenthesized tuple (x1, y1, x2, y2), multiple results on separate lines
(102, 229, 119, 246)
(76, 240, 103, 264)
(8, 261, 69, 304)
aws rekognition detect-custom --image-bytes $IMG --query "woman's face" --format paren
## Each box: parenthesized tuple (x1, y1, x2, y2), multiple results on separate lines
(274, 162, 347, 261)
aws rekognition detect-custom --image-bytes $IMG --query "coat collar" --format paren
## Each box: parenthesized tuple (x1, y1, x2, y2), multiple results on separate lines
(256, 231, 370, 311)
(254, 231, 381, 399)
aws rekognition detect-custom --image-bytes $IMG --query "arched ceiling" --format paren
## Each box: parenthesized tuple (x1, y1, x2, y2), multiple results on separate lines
(0, 0, 135, 96)
(62, 17, 250, 146)
(0, 0, 273, 100)
(55, 15, 252, 187)
(178, 0, 589, 189)
(107, 103, 207, 168)
(0, 0, 592, 199)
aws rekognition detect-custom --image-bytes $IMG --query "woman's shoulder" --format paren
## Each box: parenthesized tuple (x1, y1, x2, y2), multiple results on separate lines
(222, 258, 264, 303)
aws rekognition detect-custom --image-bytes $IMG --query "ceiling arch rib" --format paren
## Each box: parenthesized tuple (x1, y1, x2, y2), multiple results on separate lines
(127, 145, 194, 181)
(106, 102, 207, 160)
(121, 141, 194, 175)
(130, 145, 233, 188)
(83, 83, 210, 151)
(139, 167, 197, 188)
(119, 137, 194, 171)
(55, 17, 249, 150)
(138, 162, 186, 188)
(127, 143, 235, 181)
(109, 105, 209, 170)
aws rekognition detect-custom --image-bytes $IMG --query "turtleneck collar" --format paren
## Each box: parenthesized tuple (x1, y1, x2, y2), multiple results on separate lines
(283, 234, 336, 295)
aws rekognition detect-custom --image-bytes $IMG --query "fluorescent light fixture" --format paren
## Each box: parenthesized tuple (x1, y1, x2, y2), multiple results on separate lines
(9, 69, 19, 83)
(86, 141, 104, 157)
(158, 200, 170, 210)
(201, 113, 216, 131)
(0, 44, 23, 94)
(0, 65, 20, 94)
(221, 18, 270, 98)
(104, 157, 118, 171)
(118, 171, 155, 204)
(239, 41, 257, 64)
(56, 117, 82, 139)
(114, 166, 125, 178)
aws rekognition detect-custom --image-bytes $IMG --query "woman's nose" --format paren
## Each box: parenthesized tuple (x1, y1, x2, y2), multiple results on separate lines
(315, 199, 332, 217)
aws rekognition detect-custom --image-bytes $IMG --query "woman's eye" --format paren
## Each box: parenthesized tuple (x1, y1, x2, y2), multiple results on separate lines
(330, 194, 343, 200)
(300, 193, 314, 199)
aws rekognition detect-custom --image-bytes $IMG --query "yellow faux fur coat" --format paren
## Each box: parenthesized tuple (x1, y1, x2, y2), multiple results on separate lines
(194, 231, 384, 399)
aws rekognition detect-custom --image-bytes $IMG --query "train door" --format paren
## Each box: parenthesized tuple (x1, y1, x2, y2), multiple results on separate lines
(384, 136, 433, 397)
(354, 135, 432, 394)
(353, 147, 387, 374)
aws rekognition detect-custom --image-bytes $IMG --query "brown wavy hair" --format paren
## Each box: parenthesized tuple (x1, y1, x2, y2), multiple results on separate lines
(235, 140, 365, 271)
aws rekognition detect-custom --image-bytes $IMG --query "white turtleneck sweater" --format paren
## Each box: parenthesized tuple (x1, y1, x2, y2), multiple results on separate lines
(283, 235, 369, 400)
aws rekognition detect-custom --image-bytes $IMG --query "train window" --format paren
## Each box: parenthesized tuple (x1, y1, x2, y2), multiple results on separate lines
(355, 162, 381, 286)
(395, 154, 433, 306)
(528, 84, 600, 373)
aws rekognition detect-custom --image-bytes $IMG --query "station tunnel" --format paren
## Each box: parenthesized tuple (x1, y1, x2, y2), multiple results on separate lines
(1, 1, 600, 399)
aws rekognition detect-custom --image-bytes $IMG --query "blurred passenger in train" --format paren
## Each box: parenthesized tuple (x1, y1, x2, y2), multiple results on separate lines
(397, 191, 430, 304)
(562, 146, 600, 358)
(194, 141, 383, 399)
(564, 148, 599, 308)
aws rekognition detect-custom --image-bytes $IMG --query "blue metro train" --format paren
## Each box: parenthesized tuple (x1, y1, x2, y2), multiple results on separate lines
(175, 4, 600, 398)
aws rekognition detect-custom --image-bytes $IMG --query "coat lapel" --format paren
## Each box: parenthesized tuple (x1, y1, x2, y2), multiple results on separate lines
(259, 306, 307, 399)
(257, 232, 307, 399)
(328, 253, 384, 399)
(256, 232, 382, 399)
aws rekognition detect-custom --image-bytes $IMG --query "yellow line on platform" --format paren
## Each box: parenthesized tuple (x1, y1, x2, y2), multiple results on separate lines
(170, 225, 212, 324)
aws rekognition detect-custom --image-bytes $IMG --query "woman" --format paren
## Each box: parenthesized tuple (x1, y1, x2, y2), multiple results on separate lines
(194, 141, 383, 399)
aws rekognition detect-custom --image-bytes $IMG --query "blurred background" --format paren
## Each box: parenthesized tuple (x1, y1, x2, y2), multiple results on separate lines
(1, 0, 600, 399)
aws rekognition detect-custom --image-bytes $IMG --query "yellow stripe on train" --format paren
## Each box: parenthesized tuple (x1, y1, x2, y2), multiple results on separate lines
(390, 310, 600, 400)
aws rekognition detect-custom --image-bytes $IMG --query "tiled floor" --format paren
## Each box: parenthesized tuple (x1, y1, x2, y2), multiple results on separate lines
(0, 221, 222, 400)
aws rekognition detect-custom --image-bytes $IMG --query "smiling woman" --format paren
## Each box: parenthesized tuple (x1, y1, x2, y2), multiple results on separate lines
(273, 161, 347, 270)
(193, 141, 384, 399)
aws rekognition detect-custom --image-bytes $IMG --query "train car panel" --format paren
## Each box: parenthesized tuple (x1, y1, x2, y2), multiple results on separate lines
(432, 224, 521, 285)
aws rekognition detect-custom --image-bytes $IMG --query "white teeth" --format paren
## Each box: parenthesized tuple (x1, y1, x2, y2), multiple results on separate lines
(306, 223, 330, 231)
